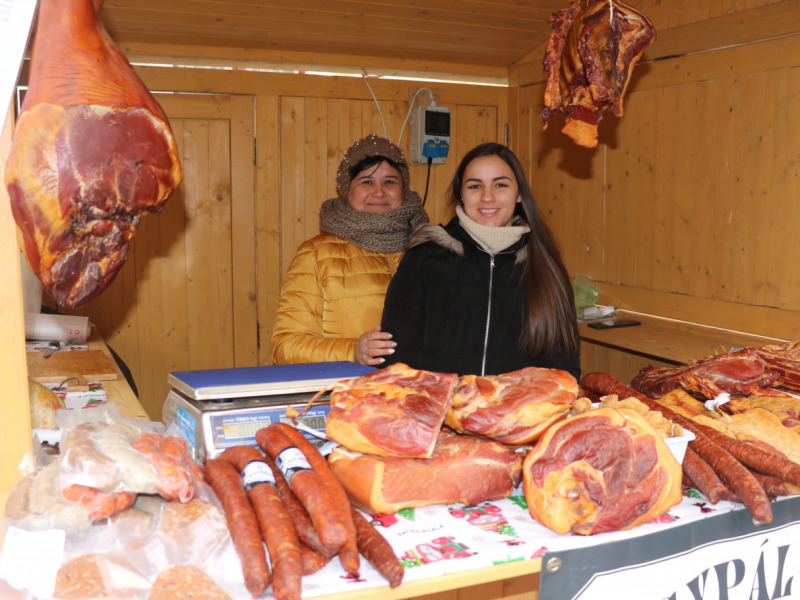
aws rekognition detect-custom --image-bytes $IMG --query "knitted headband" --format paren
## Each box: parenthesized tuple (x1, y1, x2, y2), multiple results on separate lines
(335, 134, 411, 195)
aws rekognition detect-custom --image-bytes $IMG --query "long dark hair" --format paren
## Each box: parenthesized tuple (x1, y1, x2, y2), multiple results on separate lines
(448, 142, 580, 360)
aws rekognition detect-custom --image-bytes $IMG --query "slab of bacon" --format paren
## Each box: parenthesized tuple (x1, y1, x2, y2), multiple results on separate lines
(522, 406, 682, 535)
(5, 0, 182, 308)
(756, 341, 800, 391)
(320, 363, 458, 458)
(541, 0, 656, 148)
(631, 347, 783, 399)
(328, 429, 522, 515)
(445, 367, 578, 444)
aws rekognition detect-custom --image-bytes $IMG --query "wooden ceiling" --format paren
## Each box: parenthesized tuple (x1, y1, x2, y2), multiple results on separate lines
(99, 0, 569, 69)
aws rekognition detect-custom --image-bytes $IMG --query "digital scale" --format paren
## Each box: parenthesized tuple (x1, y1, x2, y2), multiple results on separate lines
(161, 361, 373, 461)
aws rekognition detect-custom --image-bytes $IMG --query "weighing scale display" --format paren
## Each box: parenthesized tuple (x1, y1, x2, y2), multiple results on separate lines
(163, 388, 330, 460)
(209, 406, 329, 450)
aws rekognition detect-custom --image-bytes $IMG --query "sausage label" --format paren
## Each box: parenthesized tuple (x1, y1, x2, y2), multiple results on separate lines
(275, 447, 312, 484)
(242, 460, 276, 491)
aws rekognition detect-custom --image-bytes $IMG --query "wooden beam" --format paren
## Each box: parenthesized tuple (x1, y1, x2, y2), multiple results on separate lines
(120, 40, 508, 83)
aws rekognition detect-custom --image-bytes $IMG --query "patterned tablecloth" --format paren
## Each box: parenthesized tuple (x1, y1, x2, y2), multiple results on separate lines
(203, 484, 755, 599)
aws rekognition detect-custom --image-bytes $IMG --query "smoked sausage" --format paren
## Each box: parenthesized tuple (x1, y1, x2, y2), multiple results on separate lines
(681, 446, 731, 504)
(300, 542, 334, 575)
(262, 451, 334, 557)
(203, 458, 271, 596)
(352, 508, 404, 588)
(271, 423, 360, 575)
(219, 446, 302, 600)
(256, 424, 348, 555)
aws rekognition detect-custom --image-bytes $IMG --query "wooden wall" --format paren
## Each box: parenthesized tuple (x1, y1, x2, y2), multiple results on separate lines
(509, 0, 800, 381)
(56, 67, 506, 420)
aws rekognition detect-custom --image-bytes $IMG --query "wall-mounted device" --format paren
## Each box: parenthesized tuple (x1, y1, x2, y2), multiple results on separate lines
(411, 104, 451, 164)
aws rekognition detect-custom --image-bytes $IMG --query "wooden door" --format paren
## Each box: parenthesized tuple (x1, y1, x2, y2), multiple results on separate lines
(70, 94, 258, 420)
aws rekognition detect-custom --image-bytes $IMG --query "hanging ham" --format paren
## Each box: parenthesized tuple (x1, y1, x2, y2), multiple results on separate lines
(541, 0, 656, 148)
(5, 0, 182, 308)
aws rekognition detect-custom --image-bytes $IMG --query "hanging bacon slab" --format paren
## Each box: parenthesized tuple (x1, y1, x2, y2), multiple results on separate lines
(541, 0, 656, 148)
(5, 0, 182, 308)
(445, 367, 578, 445)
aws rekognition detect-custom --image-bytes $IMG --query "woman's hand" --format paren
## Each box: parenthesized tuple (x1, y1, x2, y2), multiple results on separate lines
(355, 325, 396, 366)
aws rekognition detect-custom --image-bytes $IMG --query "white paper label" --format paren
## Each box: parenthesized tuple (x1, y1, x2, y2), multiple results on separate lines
(241, 460, 276, 491)
(275, 446, 312, 484)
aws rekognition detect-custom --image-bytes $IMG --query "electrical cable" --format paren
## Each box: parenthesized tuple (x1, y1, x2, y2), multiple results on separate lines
(397, 87, 434, 147)
(422, 157, 433, 206)
(361, 70, 387, 138)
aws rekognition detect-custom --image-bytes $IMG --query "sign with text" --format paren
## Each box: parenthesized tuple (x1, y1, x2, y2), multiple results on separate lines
(539, 495, 800, 600)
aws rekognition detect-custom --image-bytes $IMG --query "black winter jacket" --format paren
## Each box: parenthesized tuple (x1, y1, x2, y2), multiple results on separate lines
(380, 218, 581, 379)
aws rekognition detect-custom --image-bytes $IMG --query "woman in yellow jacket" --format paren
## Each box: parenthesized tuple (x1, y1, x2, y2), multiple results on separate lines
(271, 135, 429, 366)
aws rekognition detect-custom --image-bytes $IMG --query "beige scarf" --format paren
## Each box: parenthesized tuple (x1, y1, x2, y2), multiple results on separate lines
(456, 205, 530, 255)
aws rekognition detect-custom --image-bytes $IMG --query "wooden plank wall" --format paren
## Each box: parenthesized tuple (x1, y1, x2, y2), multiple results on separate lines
(509, 0, 800, 382)
(57, 67, 505, 419)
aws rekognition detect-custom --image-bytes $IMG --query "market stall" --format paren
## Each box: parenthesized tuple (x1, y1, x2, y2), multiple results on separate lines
(6, 0, 800, 598)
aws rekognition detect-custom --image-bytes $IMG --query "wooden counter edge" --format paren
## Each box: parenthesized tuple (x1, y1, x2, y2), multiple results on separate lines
(316, 557, 542, 600)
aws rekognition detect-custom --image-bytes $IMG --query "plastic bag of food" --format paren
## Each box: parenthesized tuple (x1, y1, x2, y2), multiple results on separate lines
(573, 273, 600, 315)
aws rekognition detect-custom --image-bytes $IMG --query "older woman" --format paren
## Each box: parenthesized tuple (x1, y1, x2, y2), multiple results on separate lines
(271, 134, 428, 366)
(381, 142, 580, 378)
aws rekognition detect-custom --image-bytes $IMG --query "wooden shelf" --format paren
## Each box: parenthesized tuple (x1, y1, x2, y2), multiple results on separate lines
(579, 309, 787, 366)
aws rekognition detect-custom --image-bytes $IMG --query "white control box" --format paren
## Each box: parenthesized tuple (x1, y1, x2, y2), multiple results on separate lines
(411, 105, 451, 164)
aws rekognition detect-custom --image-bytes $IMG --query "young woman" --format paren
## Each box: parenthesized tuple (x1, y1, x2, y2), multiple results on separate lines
(271, 134, 427, 366)
(380, 142, 580, 377)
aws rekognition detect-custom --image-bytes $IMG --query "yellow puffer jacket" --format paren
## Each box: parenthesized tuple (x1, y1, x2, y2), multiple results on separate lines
(271, 233, 403, 364)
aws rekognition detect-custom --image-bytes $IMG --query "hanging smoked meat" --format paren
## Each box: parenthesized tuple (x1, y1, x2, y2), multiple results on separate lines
(5, 0, 182, 308)
(541, 0, 656, 148)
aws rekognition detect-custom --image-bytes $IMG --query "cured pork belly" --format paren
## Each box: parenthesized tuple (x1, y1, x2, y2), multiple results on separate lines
(446, 367, 578, 444)
(328, 430, 522, 515)
(541, 0, 656, 148)
(757, 341, 800, 391)
(324, 363, 458, 458)
(631, 348, 782, 399)
(523, 407, 681, 535)
(5, 0, 182, 308)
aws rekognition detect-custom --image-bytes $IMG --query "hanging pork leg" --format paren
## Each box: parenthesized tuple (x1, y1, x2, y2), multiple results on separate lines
(5, 0, 182, 308)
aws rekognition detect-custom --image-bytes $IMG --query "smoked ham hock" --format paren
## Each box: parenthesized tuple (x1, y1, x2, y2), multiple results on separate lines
(5, 0, 182, 308)
(541, 0, 656, 148)
(523, 407, 682, 535)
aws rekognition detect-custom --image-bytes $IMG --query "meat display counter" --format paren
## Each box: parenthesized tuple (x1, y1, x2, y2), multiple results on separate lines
(7, 328, 800, 600)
